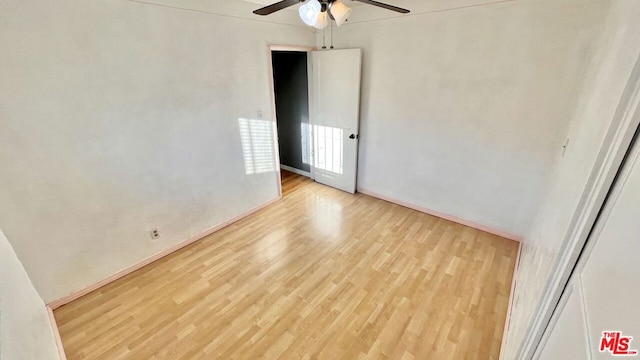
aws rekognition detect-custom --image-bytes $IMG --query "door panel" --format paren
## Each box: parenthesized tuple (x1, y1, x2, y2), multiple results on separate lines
(309, 49, 362, 193)
(538, 283, 590, 360)
(580, 146, 640, 359)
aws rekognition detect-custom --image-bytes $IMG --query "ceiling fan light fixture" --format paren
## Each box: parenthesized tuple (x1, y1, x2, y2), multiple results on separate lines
(299, 0, 321, 26)
(329, 0, 351, 26)
(255, 0, 409, 18)
(313, 10, 329, 29)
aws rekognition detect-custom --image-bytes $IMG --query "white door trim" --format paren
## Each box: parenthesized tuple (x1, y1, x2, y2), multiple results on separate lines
(518, 54, 640, 359)
(267, 44, 316, 198)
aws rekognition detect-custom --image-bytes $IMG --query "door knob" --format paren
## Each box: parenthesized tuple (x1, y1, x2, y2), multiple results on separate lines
(349, 134, 358, 139)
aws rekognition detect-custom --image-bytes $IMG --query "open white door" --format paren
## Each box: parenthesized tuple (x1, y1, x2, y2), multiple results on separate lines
(309, 49, 362, 194)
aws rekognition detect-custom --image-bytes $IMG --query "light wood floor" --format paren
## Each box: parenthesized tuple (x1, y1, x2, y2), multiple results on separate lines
(280, 169, 313, 196)
(54, 180, 519, 359)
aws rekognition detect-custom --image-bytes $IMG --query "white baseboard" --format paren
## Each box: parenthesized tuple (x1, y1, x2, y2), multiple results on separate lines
(500, 241, 522, 360)
(46, 305, 67, 360)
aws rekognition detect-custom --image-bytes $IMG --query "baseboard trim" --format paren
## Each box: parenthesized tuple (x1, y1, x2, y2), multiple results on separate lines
(500, 241, 522, 360)
(46, 305, 67, 360)
(357, 187, 523, 242)
(280, 164, 311, 178)
(47, 197, 280, 310)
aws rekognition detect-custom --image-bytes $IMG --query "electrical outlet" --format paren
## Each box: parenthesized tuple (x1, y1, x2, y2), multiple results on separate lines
(150, 228, 160, 240)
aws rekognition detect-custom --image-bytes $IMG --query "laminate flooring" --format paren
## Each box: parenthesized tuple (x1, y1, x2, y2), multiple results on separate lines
(280, 169, 313, 196)
(54, 179, 519, 359)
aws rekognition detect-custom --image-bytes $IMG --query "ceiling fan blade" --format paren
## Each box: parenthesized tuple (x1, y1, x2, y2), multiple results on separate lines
(352, 0, 410, 14)
(253, 0, 303, 15)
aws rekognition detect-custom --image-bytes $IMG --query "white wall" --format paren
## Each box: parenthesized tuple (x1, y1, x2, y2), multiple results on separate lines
(504, 1, 640, 357)
(322, 0, 607, 237)
(0, 228, 60, 360)
(0, 0, 315, 303)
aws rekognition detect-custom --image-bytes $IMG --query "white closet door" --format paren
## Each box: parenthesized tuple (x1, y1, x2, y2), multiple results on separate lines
(537, 283, 590, 360)
(580, 144, 640, 359)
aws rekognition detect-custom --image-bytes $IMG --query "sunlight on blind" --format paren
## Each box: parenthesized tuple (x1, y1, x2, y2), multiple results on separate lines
(312, 124, 344, 175)
(238, 118, 276, 175)
(301, 122, 311, 166)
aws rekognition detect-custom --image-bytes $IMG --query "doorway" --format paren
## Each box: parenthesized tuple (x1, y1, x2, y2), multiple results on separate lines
(271, 50, 312, 176)
(269, 46, 363, 197)
(270, 47, 314, 196)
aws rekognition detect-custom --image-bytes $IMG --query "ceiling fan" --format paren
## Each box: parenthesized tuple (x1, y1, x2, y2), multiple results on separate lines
(253, 0, 410, 29)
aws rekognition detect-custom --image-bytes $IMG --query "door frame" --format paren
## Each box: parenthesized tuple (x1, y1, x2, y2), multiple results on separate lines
(267, 45, 316, 198)
(517, 54, 640, 359)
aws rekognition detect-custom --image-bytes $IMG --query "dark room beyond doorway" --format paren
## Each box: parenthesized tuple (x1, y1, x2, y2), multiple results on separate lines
(272, 50, 310, 175)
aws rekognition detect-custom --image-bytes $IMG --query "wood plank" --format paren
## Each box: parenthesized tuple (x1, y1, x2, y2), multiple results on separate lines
(281, 169, 313, 196)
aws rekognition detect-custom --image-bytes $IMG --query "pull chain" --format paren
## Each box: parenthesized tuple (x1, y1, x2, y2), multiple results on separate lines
(330, 20, 334, 49)
(322, 26, 326, 49)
